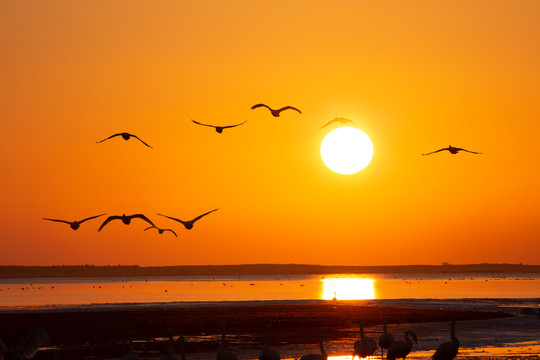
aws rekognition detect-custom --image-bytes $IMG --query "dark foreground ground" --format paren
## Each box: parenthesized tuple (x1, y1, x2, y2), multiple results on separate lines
(0, 301, 512, 359)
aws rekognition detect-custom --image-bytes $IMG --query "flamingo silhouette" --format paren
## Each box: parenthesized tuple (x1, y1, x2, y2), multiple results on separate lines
(299, 327, 328, 360)
(378, 317, 394, 360)
(43, 214, 105, 230)
(353, 322, 377, 358)
(122, 331, 142, 360)
(157, 209, 218, 230)
(386, 330, 417, 360)
(320, 117, 356, 129)
(251, 104, 302, 117)
(432, 318, 459, 360)
(422, 145, 481, 156)
(259, 323, 280, 360)
(191, 120, 247, 133)
(96, 132, 153, 148)
(161, 329, 179, 360)
(217, 322, 238, 360)
(1, 328, 51, 360)
(98, 214, 154, 232)
(145, 226, 178, 237)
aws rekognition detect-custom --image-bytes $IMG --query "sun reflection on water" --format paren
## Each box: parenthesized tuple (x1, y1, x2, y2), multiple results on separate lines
(322, 278, 375, 300)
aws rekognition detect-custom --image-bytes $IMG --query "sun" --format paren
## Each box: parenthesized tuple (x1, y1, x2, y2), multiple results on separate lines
(320, 126, 374, 175)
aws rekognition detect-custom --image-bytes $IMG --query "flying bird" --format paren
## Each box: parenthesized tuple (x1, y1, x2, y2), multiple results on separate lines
(432, 318, 459, 360)
(422, 145, 481, 156)
(251, 104, 302, 117)
(217, 322, 238, 360)
(299, 328, 328, 360)
(43, 214, 105, 230)
(378, 318, 395, 360)
(145, 226, 178, 237)
(98, 214, 154, 232)
(386, 330, 417, 360)
(157, 209, 218, 230)
(96, 132, 153, 148)
(320, 117, 356, 129)
(191, 120, 247, 133)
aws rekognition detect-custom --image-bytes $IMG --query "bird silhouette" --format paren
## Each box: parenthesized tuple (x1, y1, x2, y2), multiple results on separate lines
(161, 329, 179, 360)
(259, 324, 280, 360)
(43, 214, 105, 230)
(299, 328, 328, 360)
(157, 209, 218, 230)
(432, 318, 459, 360)
(320, 117, 356, 129)
(122, 331, 143, 360)
(145, 226, 178, 237)
(96, 132, 153, 148)
(98, 214, 154, 232)
(1, 328, 51, 360)
(217, 322, 238, 360)
(378, 318, 394, 360)
(191, 120, 247, 133)
(251, 104, 302, 117)
(353, 322, 378, 358)
(422, 145, 481, 156)
(386, 330, 417, 360)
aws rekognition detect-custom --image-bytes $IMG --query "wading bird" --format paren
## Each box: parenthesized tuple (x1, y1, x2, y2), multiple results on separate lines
(217, 322, 238, 360)
(386, 330, 417, 360)
(353, 322, 377, 358)
(1, 328, 51, 360)
(422, 145, 481, 156)
(43, 214, 105, 230)
(259, 324, 280, 360)
(161, 329, 179, 360)
(122, 332, 142, 360)
(98, 214, 154, 232)
(251, 104, 302, 117)
(157, 209, 218, 230)
(320, 117, 356, 129)
(300, 328, 328, 360)
(378, 318, 395, 360)
(432, 318, 459, 360)
(144, 226, 178, 237)
(96, 132, 153, 148)
(191, 120, 247, 133)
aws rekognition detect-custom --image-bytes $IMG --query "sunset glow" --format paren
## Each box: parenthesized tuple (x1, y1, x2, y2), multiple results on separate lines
(320, 127, 374, 175)
(322, 278, 375, 300)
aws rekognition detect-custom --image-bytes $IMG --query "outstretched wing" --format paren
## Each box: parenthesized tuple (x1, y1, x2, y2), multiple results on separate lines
(79, 214, 106, 224)
(130, 134, 153, 148)
(191, 119, 215, 128)
(144, 226, 157, 231)
(96, 133, 123, 144)
(157, 213, 186, 225)
(320, 119, 339, 129)
(130, 214, 155, 227)
(278, 106, 302, 114)
(457, 148, 482, 154)
(43, 218, 71, 225)
(191, 208, 219, 223)
(422, 148, 448, 156)
(251, 103, 271, 110)
(164, 229, 178, 237)
(222, 121, 247, 129)
(97, 215, 122, 231)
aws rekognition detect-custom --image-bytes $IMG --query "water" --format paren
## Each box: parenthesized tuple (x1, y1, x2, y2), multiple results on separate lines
(0, 273, 539, 308)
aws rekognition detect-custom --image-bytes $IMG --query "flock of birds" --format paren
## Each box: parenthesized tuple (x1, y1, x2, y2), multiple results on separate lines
(0, 319, 461, 360)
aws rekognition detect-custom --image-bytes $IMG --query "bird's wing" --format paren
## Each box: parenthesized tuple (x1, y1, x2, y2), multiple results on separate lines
(191, 208, 219, 223)
(43, 218, 71, 224)
(130, 214, 155, 227)
(144, 226, 157, 231)
(278, 106, 302, 114)
(222, 121, 247, 129)
(422, 148, 447, 156)
(157, 213, 186, 224)
(164, 229, 178, 237)
(96, 133, 123, 143)
(79, 214, 106, 223)
(191, 119, 215, 128)
(251, 103, 271, 110)
(319, 119, 337, 129)
(130, 135, 153, 148)
(458, 148, 482, 154)
(98, 216, 122, 231)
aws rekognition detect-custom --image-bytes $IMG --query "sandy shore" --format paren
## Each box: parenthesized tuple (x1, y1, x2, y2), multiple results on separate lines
(2, 300, 528, 359)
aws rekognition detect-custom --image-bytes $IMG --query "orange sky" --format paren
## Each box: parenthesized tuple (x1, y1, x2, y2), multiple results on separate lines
(1, 1, 539, 266)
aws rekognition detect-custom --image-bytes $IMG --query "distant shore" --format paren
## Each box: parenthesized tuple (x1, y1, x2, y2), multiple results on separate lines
(0, 263, 539, 278)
